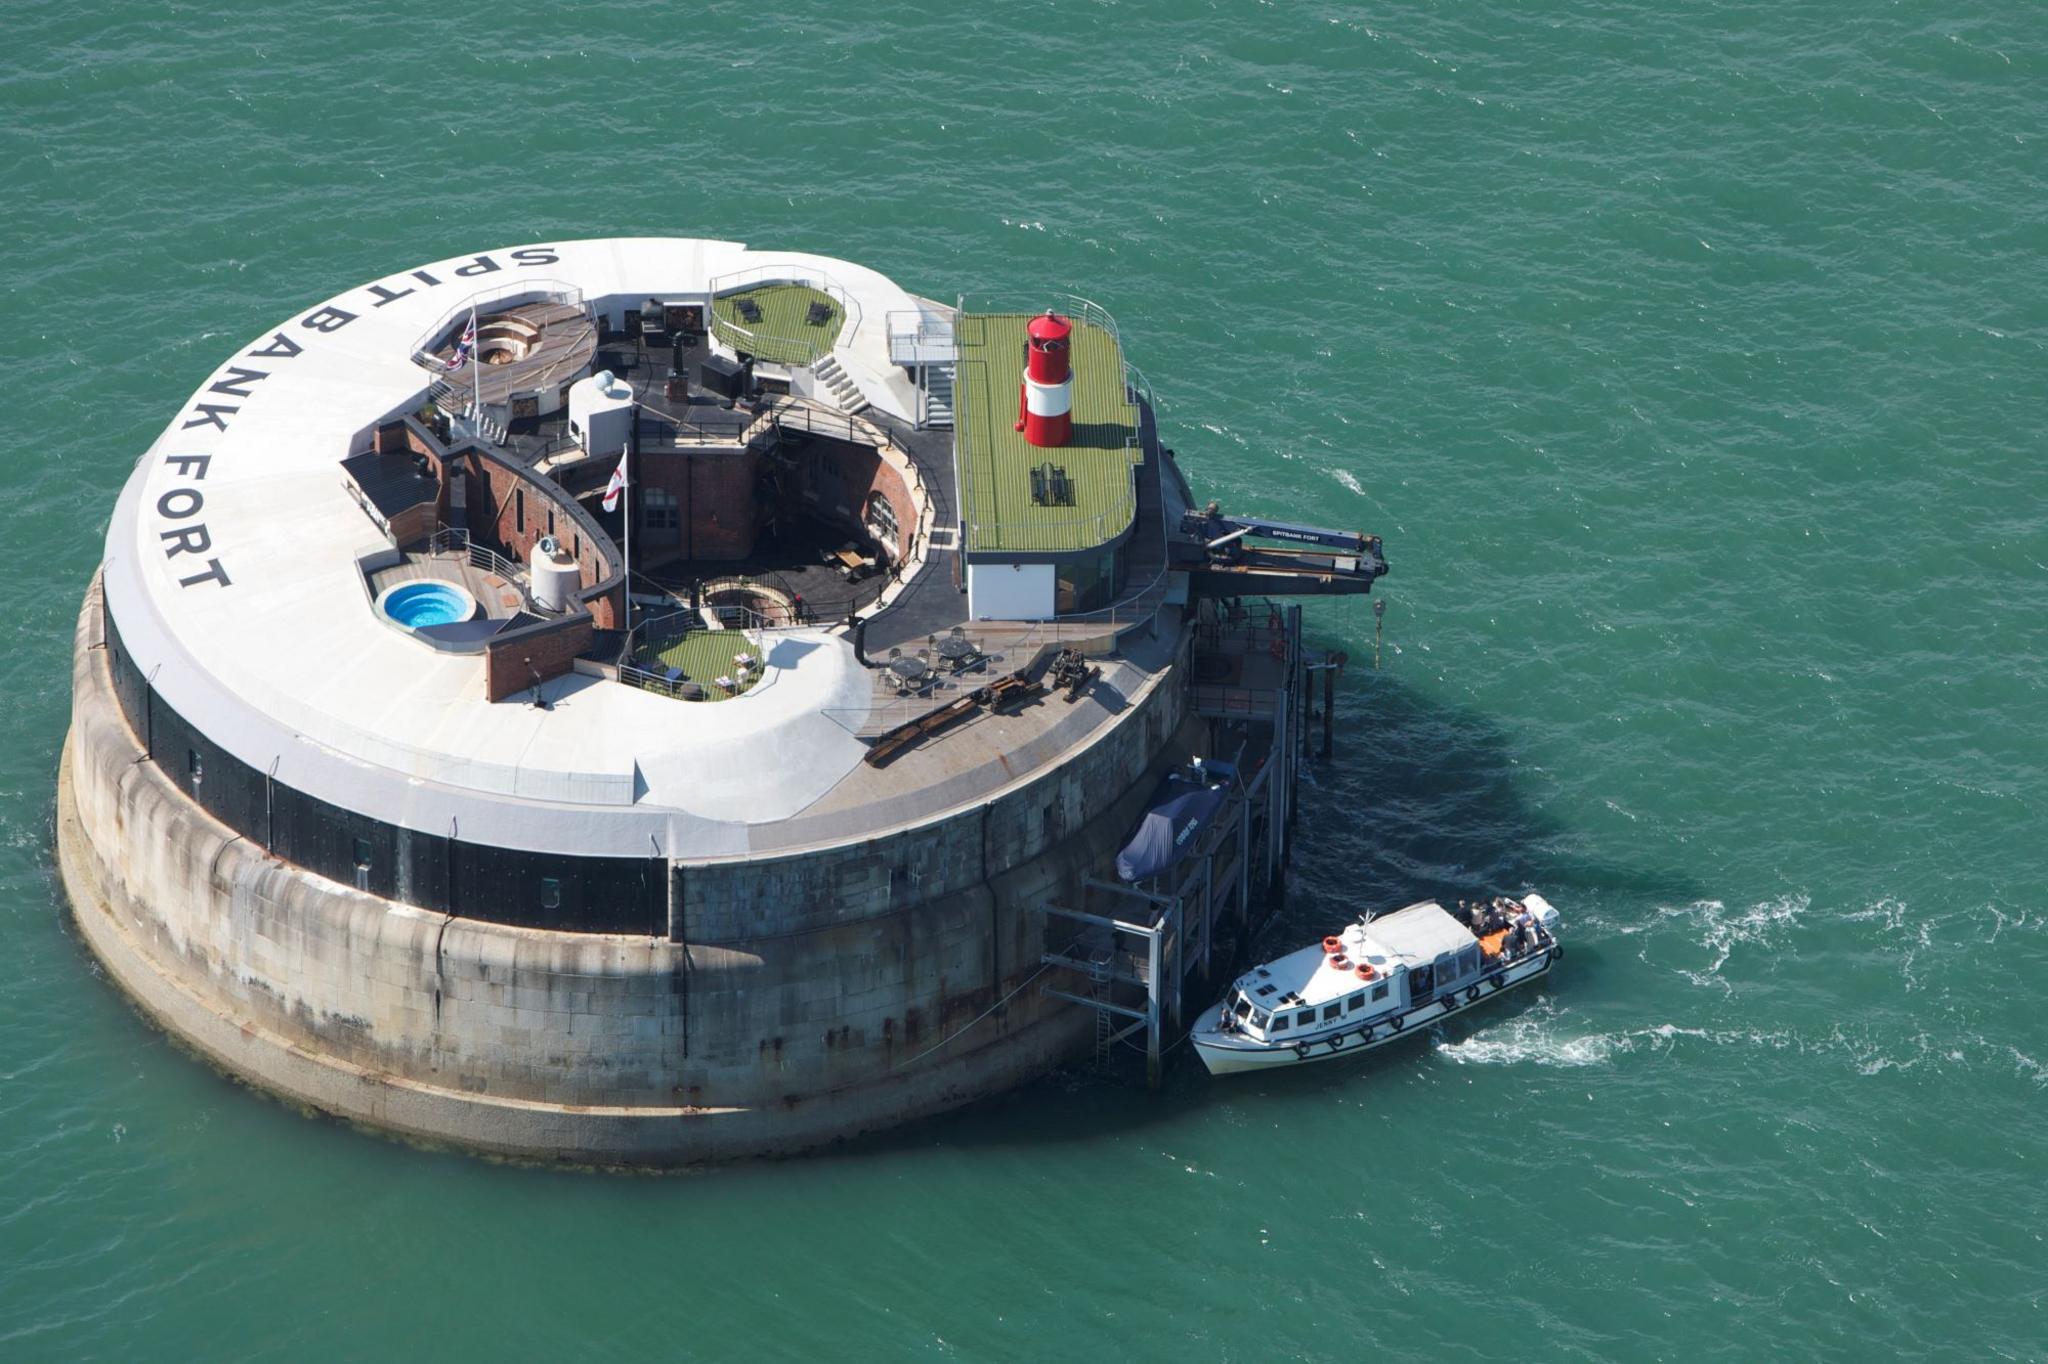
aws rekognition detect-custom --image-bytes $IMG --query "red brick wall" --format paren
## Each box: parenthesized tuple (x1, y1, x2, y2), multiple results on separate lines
(799, 438, 916, 561)
(483, 616, 594, 702)
(638, 449, 763, 562)
(395, 422, 456, 528)
(386, 502, 438, 546)
(461, 456, 621, 618)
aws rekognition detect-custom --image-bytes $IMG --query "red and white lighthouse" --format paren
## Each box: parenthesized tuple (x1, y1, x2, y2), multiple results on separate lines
(1015, 310, 1073, 447)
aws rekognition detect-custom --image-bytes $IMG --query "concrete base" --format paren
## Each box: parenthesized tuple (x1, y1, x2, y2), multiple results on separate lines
(59, 738, 1100, 1164)
(57, 575, 1198, 1166)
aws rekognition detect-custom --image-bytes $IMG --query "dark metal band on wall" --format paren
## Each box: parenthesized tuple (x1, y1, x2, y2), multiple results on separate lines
(101, 599, 663, 935)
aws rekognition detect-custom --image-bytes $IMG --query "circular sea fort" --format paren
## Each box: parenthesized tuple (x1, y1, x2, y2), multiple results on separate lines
(60, 238, 1375, 1163)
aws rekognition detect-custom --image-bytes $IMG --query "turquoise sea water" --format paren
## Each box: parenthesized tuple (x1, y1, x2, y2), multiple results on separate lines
(4, 1, 2045, 1357)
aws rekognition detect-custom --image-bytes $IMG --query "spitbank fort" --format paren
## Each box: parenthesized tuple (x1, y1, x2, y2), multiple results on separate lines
(59, 238, 1386, 1163)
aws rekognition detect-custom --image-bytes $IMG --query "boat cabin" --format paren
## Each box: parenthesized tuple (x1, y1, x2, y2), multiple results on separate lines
(1220, 901, 1492, 1043)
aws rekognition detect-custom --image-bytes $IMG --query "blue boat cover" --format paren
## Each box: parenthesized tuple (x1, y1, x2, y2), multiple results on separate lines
(1115, 777, 1230, 883)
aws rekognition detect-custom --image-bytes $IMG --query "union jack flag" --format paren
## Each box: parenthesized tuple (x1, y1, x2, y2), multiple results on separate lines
(444, 317, 476, 370)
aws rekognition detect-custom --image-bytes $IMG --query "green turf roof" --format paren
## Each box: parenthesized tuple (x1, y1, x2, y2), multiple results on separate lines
(709, 283, 843, 367)
(627, 629, 763, 702)
(955, 313, 1140, 554)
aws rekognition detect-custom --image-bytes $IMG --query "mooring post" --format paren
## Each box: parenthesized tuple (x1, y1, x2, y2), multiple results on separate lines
(1322, 651, 1336, 757)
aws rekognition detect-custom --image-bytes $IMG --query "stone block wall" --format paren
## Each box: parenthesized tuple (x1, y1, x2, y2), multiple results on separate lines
(61, 575, 1194, 1162)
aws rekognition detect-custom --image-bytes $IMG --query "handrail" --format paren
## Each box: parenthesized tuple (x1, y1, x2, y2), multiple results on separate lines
(621, 602, 769, 667)
(426, 526, 551, 614)
(886, 309, 957, 363)
(950, 299, 1146, 555)
(704, 262, 863, 363)
(955, 399, 1142, 554)
(408, 278, 585, 367)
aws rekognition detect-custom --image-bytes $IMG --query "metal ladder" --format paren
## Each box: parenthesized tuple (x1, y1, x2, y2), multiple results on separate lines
(1089, 954, 1115, 1067)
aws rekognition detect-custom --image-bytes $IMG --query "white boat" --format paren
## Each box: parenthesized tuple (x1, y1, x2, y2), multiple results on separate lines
(1191, 894, 1563, 1076)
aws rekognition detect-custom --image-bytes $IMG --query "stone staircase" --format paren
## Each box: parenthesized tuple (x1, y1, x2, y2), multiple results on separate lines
(810, 353, 870, 416)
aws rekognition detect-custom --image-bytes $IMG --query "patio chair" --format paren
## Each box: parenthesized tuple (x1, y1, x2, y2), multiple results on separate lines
(806, 300, 832, 326)
(737, 299, 763, 324)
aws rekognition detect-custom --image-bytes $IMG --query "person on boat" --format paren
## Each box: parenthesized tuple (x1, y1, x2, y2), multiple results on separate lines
(1509, 903, 1537, 955)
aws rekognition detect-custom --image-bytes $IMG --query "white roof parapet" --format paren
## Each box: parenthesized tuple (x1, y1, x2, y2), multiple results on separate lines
(103, 238, 940, 857)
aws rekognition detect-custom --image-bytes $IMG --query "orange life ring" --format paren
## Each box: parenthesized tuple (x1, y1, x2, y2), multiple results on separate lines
(1355, 963, 1378, 980)
(1330, 953, 1352, 971)
(1321, 936, 1344, 954)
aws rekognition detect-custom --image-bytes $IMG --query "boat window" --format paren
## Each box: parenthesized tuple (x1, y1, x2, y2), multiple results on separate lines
(1255, 984, 1277, 997)
(1371, 983, 1389, 1002)
(1271, 1014, 1289, 1032)
(1346, 992, 1365, 1012)
(1296, 1010, 1315, 1028)
(1322, 1003, 1342, 1022)
(1234, 999, 1252, 1020)
(1460, 946, 1480, 977)
(1252, 1011, 1269, 1029)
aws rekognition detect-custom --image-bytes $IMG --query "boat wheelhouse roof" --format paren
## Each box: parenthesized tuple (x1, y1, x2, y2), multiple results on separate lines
(1233, 901, 1479, 1011)
(1365, 902, 1476, 966)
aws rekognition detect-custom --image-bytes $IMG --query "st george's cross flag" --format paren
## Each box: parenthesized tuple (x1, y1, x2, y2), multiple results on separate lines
(602, 450, 629, 513)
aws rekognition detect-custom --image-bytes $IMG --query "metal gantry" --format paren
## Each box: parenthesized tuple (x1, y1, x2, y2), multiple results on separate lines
(1040, 602, 1305, 1085)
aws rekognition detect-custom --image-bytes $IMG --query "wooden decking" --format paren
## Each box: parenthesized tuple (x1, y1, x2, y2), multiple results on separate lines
(430, 301, 598, 407)
(368, 552, 528, 619)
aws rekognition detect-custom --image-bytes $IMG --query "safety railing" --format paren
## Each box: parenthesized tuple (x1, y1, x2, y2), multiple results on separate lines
(886, 309, 958, 364)
(704, 263, 862, 366)
(950, 296, 1148, 555)
(955, 370, 1141, 554)
(408, 278, 584, 368)
(822, 623, 1066, 739)
(617, 603, 771, 702)
(425, 526, 550, 614)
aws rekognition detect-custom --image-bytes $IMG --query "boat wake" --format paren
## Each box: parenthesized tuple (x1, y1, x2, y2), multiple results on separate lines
(1617, 893, 1811, 992)
(1433, 1002, 1618, 1068)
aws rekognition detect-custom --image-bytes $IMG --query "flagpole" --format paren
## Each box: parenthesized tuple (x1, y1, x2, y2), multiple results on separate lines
(623, 440, 633, 636)
(469, 301, 481, 433)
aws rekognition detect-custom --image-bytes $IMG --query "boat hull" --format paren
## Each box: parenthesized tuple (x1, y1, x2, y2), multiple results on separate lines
(1192, 946, 1560, 1076)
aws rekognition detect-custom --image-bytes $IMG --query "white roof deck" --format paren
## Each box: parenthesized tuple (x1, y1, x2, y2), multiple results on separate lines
(101, 238, 1164, 857)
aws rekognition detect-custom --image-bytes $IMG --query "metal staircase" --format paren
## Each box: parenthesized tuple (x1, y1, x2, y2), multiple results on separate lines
(429, 376, 508, 447)
(922, 363, 955, 429)
(809, 354, 870, 416)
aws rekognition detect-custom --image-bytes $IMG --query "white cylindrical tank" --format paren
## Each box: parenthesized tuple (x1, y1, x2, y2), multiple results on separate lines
(567, 369, 634, 457)
(530, 536, 581, 612)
